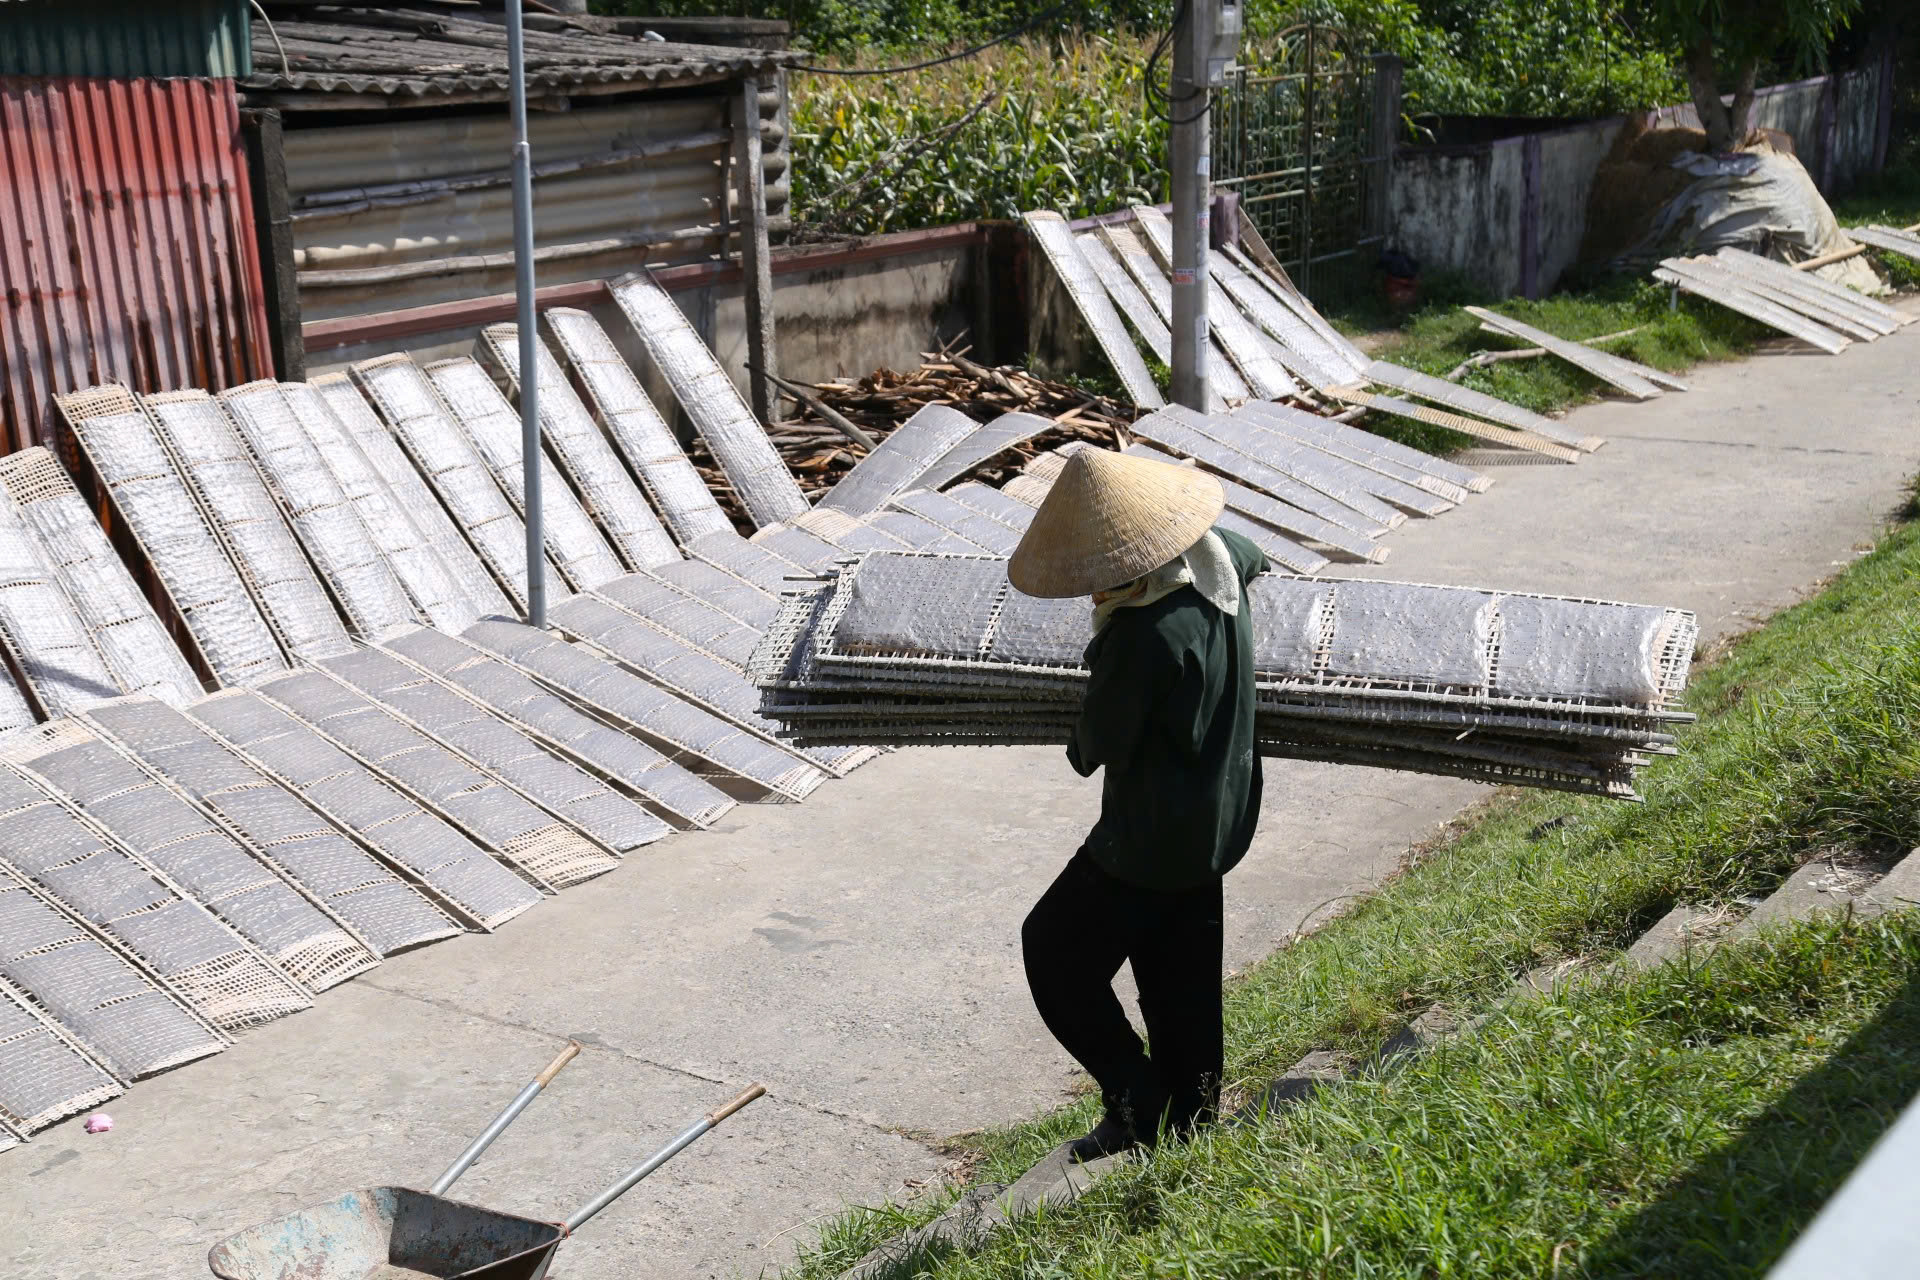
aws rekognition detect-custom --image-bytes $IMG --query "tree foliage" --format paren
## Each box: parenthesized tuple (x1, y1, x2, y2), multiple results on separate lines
(600, 1, 1872, 232)
(1278, 0, 1681, 119)
(1637, 0, 1862, 147)
(594, 1, 1173, 52)
(608, 0, 1686, 119)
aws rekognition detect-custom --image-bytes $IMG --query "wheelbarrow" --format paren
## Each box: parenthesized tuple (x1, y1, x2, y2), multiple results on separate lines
(207, 1041, 766, 1280)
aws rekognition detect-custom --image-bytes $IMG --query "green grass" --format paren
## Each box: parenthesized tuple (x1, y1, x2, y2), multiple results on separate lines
(944, 915, 1920, 1279)
(783, 491, 1920, 1279)
(1832, 155, 1920, 292)
(1327, 275, 1772, 455)
(1326, 172, 1920, 455)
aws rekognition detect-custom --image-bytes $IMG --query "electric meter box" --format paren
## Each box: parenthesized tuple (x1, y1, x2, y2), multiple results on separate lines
(1207, 0, 1243, 85)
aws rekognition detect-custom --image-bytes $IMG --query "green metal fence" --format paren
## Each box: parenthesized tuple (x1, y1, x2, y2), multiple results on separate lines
(1212, 26, 1399, 307)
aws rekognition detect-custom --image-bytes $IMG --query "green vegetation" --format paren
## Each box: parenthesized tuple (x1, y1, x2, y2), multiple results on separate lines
(1833, 148, 1920, 291)
(792, 38, 1166, 236)
(596, 1, 1167, 54)
(786, 481, 1920, 1278)
(1640, 0, 1861, 149)
(890, 916, 1920, 1279)
(1325, 275, 1768, 455)
(1316, 0, 1680, 120)
(768, 1, 1688, 234)
(610, 1, 1892, 237)
(616, 0, 1679, 120)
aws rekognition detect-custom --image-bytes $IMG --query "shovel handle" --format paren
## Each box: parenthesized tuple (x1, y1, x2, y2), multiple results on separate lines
(706, 1084, 765, 1127)
(431, 1040, 583, 1195)
(535, 1041, 581, 1087)
(562, 1083, 770, 1233)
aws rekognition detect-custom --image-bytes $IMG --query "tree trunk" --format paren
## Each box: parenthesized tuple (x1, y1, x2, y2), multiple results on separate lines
(1726, 57, 1759, 146)
(1686, 35, 1735, 151)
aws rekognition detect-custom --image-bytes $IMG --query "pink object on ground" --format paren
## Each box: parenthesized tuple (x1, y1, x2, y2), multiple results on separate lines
(84, 1113, 112, 1134)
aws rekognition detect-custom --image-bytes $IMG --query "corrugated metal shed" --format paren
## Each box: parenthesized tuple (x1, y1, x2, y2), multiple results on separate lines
(249, 6, 795, 329)
(0, 0, 251, 78)
(286, 95, 739, 321)
(0, 76, 274, 453)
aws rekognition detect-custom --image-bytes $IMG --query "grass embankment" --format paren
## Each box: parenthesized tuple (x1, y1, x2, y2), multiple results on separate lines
(786, 490, 1920, 1278)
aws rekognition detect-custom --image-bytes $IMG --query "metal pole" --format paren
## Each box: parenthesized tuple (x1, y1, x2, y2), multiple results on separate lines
(1301, 19, 1315, 299)
(430, 1042, 580, 1196)
(733, 75, 779, 427)
(561, 1085, 765, 1232)
(505, 0, 545, 627)
(1169, 0, 1212, 411)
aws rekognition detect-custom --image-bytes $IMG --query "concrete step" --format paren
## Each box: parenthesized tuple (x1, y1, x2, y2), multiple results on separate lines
(841, 1181, 1006, 1280)
(839, 1141, 1122, 1278)
(1625, 903, 1727, 969)
(1857, 847, 1920, 918)
(1729, 855, 1882, 938)
(1233, 1049, 1347, 1121)
(1376, 1003, 1461, 1063)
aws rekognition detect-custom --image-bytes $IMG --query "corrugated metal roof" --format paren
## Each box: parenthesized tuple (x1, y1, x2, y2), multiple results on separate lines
(0, 0, 251, 78)
(240, 6, 800, 104)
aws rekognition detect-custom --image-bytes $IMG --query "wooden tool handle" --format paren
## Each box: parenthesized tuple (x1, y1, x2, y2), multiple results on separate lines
(535, 1041, 582, 1087)
(706, 1084, 766, 1127)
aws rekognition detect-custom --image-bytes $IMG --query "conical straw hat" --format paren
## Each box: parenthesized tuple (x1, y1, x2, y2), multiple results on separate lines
(1007, 450, 1225, 598)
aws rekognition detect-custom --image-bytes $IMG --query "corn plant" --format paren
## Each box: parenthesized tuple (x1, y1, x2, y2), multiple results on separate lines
(791, 36, 1170, 234)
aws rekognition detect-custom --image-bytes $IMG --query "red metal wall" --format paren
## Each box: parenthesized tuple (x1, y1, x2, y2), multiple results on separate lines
(0, 76, 274, 453)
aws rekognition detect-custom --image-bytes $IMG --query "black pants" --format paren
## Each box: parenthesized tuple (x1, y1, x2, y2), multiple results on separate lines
(1022, 848, 1225, 1136)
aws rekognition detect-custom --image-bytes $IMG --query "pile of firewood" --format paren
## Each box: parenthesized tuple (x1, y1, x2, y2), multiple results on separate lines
(690, 349, 1143, 528)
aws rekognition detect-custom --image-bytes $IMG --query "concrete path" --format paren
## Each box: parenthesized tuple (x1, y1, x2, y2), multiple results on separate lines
(8, 322, 1918, 1280)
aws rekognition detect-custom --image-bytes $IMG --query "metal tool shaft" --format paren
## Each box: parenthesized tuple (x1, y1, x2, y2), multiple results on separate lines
(432, 1042, 580, 1195)
(562, 1084, 765, 1232)
(504, 0, 546, 628)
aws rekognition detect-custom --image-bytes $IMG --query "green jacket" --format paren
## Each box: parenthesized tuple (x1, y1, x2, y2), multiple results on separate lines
(1066, 528, 1269, 890)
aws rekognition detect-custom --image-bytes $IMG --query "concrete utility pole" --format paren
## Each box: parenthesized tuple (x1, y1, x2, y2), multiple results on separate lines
(1169, 0, 1213, 411)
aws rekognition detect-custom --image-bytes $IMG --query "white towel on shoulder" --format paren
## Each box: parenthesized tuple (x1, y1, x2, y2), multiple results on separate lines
(1091, 530, 1241, 632)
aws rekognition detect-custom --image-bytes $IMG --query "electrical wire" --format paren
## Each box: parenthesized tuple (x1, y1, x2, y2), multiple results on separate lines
(249, 0, 290, 76)
(796, 2, 1077, 77)
(1142, 0, 1213, 125)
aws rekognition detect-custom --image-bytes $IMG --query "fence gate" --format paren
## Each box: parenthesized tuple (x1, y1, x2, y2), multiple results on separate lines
(1212, 26, 1399, 305)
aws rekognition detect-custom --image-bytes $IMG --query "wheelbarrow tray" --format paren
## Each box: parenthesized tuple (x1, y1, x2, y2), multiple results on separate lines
(208, 1186, 564, 1280)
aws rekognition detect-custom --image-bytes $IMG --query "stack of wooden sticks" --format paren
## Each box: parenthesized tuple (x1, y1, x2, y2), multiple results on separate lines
(690, 346, 1142, 529)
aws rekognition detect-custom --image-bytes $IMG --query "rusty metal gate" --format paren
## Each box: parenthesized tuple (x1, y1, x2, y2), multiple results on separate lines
(1211, 26, 1399, 304)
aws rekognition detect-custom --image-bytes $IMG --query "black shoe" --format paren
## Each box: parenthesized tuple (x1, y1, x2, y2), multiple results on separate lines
(1068, 1112, 1137, 1163)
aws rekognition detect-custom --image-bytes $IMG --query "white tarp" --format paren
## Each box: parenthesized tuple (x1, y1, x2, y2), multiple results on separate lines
(1629, 143, 1884, 293)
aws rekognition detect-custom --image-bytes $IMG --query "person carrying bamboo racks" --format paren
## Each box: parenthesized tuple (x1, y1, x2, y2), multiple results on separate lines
(1008, 449, 1269, 1162)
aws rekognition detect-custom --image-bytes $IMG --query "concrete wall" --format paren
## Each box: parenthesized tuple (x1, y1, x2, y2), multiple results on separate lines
(1390, 143, 1530, 299)
(699, 243, 979, 387)
(1535, 120, 1629, 291)
(1391, 57, 1893, 298)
